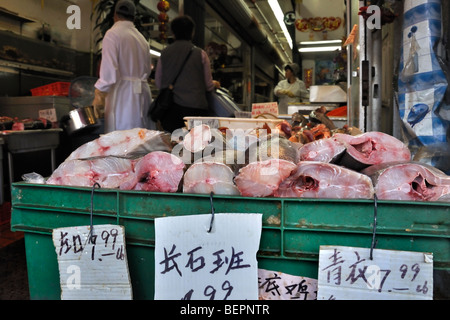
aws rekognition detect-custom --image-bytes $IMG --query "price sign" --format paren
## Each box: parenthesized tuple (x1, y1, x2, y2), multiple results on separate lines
(39, 108, 57, 122)
(251, 102, 279, 117)
(317, 246, 433, 300)
(154, 213, 262, 300)
(52, 224, 132, 300)
(258, 268, 317, 300)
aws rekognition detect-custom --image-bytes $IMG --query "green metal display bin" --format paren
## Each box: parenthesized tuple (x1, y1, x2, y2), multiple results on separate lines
(10, 182, 450, 300)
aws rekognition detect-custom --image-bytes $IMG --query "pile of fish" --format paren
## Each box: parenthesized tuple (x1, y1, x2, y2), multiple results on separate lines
(0, 116, 54, 131)
(286, 107, 362, 144)
(47, 128, 181, 192)
(45, 124, 450, 202)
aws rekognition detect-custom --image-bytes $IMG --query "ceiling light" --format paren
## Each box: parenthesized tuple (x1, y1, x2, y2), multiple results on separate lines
(268, 0, 293, 49)
(150, 49, 161, 57)
(298, 46, 342, 53)
(299, 40, 343, 45)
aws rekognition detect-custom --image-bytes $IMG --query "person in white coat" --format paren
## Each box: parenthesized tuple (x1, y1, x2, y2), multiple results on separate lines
(274, 63, 309, 114)
(92, 0, 154, 133)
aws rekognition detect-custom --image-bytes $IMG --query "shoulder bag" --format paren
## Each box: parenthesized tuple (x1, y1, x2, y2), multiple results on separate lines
(149, 47, 194, 122)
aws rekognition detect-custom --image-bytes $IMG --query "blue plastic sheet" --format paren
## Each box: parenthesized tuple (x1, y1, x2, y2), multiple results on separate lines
(398, 0, 450, 173)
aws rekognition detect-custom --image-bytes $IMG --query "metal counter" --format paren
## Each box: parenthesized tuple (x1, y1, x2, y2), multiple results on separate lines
(1, 129, 62, 201)
(0, 96, 68, 204)
(0, 96, 71, 122)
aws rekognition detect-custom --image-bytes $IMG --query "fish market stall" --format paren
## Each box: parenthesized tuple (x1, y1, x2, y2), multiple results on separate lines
(9, 127, 450, 300)
(10, 183, 450, 300)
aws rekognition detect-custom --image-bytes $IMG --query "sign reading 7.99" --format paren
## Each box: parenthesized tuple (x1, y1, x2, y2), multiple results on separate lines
(317, 245, 433, 300)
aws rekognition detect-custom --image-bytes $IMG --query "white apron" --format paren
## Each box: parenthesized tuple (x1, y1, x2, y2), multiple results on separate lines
(95, 20, 155, 133)
(104, 76, 153, 133)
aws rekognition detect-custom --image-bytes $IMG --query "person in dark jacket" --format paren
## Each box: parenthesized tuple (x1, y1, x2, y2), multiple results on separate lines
(154, 15, 219, 132)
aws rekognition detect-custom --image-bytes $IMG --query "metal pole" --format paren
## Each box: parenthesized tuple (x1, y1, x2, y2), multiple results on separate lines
(359, 0, 368, 132)
(371, 29, 382, 132)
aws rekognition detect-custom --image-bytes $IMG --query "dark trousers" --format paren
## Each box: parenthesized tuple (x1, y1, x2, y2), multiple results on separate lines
(160, 102, 209, 132)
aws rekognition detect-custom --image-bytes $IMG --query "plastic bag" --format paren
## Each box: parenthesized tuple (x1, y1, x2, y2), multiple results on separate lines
(397, 0, 449, 174)
(22, 172, 45, 184)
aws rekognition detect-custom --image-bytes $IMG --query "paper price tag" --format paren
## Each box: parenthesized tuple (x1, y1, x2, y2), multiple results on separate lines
(258, 268, 317, 300)
(251, 102, 279, 117)
(317, 246, 433, 300)
(52, 224, 132, 300)
(154, 213, 262, 300)
(39, 108, 57, 122)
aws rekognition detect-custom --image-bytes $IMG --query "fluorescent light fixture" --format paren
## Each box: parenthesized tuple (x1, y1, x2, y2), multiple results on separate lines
(268, 0, 293, 49)
(299, 40, 342, 45)
(298, 46, 342, 53)
(150, 49, 161, 57)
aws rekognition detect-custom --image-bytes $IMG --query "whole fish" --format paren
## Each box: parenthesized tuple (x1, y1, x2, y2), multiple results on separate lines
(66, 128, 172, 160)
(274, 161, 374, 199)
(235, 159, 297, 197)
(120, 151, 185, 192)
(46, 157, 135, 188)
(362, 162, 450, 201)
(333, 131, 411, 171)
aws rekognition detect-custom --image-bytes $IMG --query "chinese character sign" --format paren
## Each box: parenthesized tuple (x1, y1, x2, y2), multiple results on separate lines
(154, 213, 262, 300)
(52, 224, 132, 300)
(251, 102, 279, 117)
(318, 246, 433, 300)
(38, 108, 57, 122)
(258, 269, 317, 300)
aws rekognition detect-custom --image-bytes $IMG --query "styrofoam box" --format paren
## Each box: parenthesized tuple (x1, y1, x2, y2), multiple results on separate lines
(309, 85, 347, 103)
(184, 117, 283, 130)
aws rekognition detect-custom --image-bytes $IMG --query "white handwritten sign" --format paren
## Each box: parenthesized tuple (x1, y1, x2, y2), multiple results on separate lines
(251, 102, 279, 117)
(39, 108, 57, 122)
(154, 213, 262, 300)
(52, 224, 132, 300)
(258, 268, 317, 300)
(317, 246, 433, 300)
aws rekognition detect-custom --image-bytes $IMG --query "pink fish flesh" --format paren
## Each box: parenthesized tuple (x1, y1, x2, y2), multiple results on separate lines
(246, 135, 299, 164)
(46, 157, 135, 188)
(120, 151, 185, 192)
(234, 159, 297, 197)
(183, 161, 240, 195)
(274, 161, 374, 199)
(66, 128, 172, 160)
(297, 137, 347, 163)
(333, 132, 411, 170)
(183, 124, 212, 153)
(362, 162, 450, 201)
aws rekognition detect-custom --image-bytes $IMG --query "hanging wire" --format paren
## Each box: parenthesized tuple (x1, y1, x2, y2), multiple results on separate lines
(89, 182, 101, 241)
(207, 192, 215, 233)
